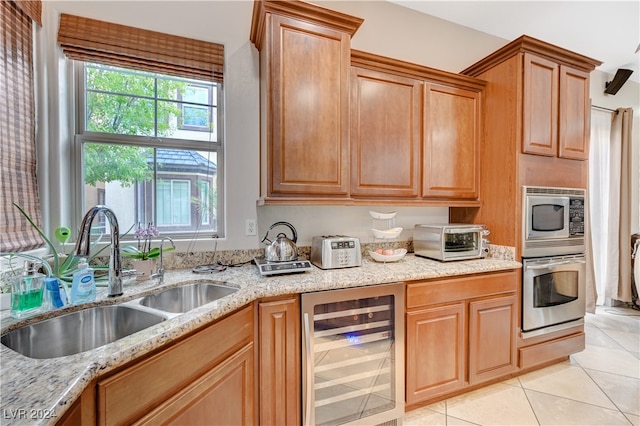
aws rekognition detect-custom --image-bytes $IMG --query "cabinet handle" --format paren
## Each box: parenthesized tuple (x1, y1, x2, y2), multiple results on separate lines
(525, 259, 586, 270)
(303, 312, 313, 426)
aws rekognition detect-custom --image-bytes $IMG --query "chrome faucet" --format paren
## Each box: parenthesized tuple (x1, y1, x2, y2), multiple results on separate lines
(151, 237, 175, 284)
(74, 205, 123, 297)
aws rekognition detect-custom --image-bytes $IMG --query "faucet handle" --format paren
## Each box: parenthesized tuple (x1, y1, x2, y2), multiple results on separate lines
(122, 269, 144, 278)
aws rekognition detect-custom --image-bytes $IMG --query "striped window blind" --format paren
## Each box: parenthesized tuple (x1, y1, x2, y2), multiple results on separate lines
(57, 13, 224, 83)
(0, 0, 45, 252)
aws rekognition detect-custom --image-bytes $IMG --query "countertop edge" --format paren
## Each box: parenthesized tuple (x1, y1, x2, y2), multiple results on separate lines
(0, 255, 521, 425)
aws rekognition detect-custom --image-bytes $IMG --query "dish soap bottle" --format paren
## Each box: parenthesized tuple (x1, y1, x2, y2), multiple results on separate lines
(70, 258, 96, 304)
(10, 261, 45, 319)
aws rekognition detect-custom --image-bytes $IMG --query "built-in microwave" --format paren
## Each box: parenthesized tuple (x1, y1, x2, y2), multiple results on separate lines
(522, 186, 585, 257)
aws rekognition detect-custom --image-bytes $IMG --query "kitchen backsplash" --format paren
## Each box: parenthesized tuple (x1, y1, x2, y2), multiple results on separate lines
(102, 242, 515, 271)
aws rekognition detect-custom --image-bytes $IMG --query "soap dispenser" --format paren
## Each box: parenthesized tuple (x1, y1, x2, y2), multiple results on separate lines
(10, 261, 45, 319)
(70, 258, 96, 304)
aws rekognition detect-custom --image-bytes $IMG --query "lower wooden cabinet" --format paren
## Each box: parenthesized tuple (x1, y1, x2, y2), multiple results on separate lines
(406, 303, 466, 404)
(258, 297, 300, 426)
(95, 306, 254, 426)
(405, 271, 518, 406)
(136, 343, 254, 425)
(468, 295, 518, 384)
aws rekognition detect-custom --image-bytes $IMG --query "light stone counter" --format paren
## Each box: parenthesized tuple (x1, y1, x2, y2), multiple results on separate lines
(0, 253, 520, 425)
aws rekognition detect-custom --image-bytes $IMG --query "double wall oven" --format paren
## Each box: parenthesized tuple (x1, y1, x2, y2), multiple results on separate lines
(521, 186, 587, 338)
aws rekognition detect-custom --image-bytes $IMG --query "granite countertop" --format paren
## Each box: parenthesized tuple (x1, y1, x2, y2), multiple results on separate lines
(0, 253, 520, 425)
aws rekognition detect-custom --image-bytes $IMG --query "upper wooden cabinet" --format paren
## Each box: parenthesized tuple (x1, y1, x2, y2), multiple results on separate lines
(251, 1, 486, 205)
(350, 66, 421, 198)
(250, 0, 363, 201)
(350, 50, 485, 206)
(423, 83, 480, 199)
(452, 36, 600, 251)
(522, 53, 591, 160)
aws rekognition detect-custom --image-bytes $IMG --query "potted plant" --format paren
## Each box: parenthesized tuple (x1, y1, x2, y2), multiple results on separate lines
(121, 222, 174, 281)
(0, 203, 119, 304)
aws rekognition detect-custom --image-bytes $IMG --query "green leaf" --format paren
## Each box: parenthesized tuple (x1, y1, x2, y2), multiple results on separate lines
(13, 203, 59, 273)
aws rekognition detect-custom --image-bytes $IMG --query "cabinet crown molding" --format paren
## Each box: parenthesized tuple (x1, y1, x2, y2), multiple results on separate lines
(351, 50, 486, 92)
(250, 0, 363, 50)
(462, 34, 603, 77)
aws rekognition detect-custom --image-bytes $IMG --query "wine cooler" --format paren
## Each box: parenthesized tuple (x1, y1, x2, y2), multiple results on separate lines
(301, 282, 405, 426)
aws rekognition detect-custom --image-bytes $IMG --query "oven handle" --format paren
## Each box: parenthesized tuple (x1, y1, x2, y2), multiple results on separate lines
(303, 312, 312, 426)
(525, 259, 586, 270)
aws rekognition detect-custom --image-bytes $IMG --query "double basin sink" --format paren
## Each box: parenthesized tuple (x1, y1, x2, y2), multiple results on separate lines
(1, 282, 238, 359)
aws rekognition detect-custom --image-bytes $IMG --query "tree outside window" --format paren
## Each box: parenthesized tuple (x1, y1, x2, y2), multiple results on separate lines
(79, 63, 221, 236)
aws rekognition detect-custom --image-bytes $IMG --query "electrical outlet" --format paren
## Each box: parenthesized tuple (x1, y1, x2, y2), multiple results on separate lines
(245, 219, 257, 236)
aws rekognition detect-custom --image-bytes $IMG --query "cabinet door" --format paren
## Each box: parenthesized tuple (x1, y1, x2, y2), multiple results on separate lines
(468, 295, 517, 384)
(350, 67, 421, 197)
(406, 303, 465, 405)
(559, 65, 590, 160)
(136, 343, 255, 426)
(259, 298, 300, 426)
(268, 14, 350, 196)
(423, 83, 480, 199)
(522, 53, 559, 157)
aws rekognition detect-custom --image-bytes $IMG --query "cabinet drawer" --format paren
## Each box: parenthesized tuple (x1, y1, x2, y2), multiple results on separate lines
(407, 271, 518, 309)
(519, 331, 585, 370)
(97, 305, 253, 426)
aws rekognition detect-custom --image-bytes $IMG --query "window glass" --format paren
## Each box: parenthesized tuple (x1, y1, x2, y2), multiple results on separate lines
(78, 63, 222, 238)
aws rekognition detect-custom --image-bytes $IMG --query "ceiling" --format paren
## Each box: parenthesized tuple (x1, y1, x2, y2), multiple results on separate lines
(388, 1, 640, 83)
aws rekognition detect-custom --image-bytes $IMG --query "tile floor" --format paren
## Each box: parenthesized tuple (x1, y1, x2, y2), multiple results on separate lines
(404, 305, 640, 426)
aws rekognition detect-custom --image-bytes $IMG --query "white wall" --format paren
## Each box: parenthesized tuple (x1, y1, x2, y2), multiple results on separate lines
(39, 0, 639, 252)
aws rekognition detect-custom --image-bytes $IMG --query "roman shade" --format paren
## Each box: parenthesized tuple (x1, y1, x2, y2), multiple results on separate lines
(13, 0, 42, 27)
(57, 14, 224, 83)
(1, 0, 46, 252)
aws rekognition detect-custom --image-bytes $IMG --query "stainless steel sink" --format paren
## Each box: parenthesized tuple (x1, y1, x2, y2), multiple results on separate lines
(138, 283, 238, 313)
(1, 305, 166, 359)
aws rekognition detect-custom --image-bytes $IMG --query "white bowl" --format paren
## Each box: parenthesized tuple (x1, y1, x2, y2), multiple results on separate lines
(371, 227, 403, 239)
(369, 248, 407, 262)
(369, 210, 397, 220)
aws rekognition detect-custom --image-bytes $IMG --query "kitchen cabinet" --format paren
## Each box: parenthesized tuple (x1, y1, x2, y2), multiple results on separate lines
(423, 83, 480, 199)
(250, 0, 362, 201)
(405, 270, 518, 406)
(95, 306, 254, 426)
(350, 66, 421, 198)
(452, 35, 601, 254)
(136, 343, 254, 426)
(406, 303, 466, 403)
(258, 297, 300, 426)
(522, 53, 591, 160)
(468, 294, 518, 384)
(350, 50, 485, 206)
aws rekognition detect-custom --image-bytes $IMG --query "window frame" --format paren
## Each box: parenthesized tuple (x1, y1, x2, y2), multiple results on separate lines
(72, 61, 225, 241)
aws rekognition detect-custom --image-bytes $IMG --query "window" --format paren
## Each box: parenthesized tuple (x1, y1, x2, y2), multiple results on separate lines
(77, 63, 222, 237)
(157, 180, 191, 226)
(180, 85, 216, 131)
(57, 13, 225, 240)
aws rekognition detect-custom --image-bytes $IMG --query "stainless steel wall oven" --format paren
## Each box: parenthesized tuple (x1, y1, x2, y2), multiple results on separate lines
(301, 283, 404, 426)
(521, 254, 586, 338)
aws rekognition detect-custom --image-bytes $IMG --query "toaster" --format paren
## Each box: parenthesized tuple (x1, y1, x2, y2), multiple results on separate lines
(310, 236, 362, 269)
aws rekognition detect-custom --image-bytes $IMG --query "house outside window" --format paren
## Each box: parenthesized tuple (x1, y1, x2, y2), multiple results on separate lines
(180, 85, 216, 131)
(76, 63, 222, 237)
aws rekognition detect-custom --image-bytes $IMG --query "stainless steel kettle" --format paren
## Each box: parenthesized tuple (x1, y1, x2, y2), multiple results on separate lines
(261, 221, 298, 262)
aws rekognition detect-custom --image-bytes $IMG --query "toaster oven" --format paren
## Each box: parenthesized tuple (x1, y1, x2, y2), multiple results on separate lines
(414, 224, 489, 261)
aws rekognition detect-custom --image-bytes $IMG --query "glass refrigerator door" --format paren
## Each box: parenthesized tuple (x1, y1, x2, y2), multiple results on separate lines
(302, 283, 404, 426)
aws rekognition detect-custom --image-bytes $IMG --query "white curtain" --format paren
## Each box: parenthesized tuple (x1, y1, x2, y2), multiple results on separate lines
(587, 108, 634, 310)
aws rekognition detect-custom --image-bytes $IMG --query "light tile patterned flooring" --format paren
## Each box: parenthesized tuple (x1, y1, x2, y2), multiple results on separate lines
(404, 306, 640, 426)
